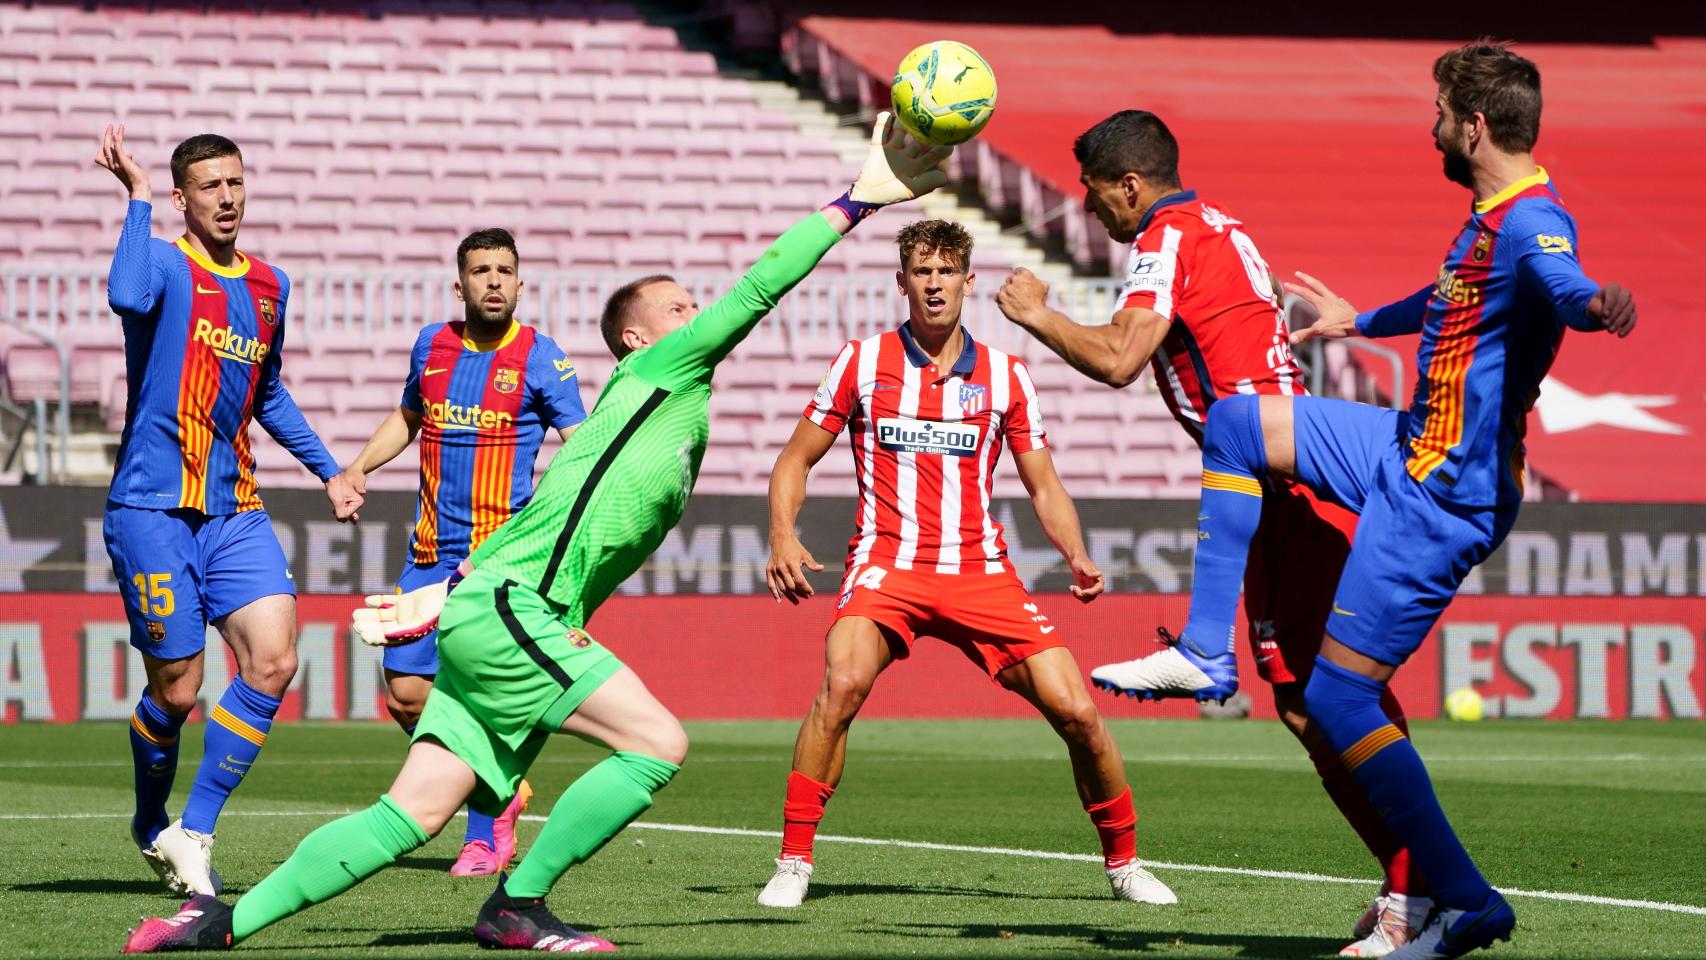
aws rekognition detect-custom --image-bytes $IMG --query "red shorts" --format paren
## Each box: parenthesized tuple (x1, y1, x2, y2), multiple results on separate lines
(831, 563, 1064, 678)
(1242, 478, 1358, 685)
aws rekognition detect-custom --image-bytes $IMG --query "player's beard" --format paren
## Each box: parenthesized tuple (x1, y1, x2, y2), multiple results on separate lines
(464, 299, 516, 335)
(1439, 139, 1474, 189)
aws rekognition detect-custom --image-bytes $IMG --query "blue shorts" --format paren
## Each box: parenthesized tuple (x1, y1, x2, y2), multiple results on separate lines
(103, 505, 295, 659)
(382, 557, 465, 676)
(1292, 397, 1517, 666)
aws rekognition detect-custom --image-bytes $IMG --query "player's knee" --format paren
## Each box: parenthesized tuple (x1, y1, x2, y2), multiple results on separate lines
(819, 667, 875, 719)
(242, 647, 298, 697)
(151, 684, 200, 718)
(1202, 392, 1266, 473)
(1271, 683, 1312, 739)
(385, 693, 424, 732)
(1048, 695, 1106, 748)
(636, 715, 689, 766)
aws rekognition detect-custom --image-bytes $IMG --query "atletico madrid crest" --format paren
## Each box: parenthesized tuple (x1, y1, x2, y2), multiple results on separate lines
(493, 367, 520, 394)
(959, 382, 989, 417)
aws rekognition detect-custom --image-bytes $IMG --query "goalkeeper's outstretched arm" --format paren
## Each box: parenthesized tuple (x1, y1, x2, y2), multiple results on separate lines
(632, 113, 952, 388)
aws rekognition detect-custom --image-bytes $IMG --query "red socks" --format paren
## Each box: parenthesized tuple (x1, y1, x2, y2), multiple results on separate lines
(1084, 787, 1138, 869)
(779, 771, 835, 863)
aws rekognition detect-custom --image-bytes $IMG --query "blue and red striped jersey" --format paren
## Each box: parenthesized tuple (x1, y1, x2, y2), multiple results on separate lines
(1356, 169, 1602, 507)
(401, 320, 586, 564)
(106, 200, 337, 514)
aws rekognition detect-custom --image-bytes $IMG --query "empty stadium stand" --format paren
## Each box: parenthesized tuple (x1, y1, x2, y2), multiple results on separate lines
(3, 4, 1700, 501)
(788, 18, 1706, 501)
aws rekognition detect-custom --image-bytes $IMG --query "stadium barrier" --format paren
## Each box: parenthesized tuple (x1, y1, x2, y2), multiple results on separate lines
(0, 488, 1700, 722)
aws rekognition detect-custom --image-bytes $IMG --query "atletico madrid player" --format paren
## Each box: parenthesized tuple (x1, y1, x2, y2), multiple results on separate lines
(330, 228, 586, 877)
(756, 219, 1176, 909)
(96, 125, 356, 898)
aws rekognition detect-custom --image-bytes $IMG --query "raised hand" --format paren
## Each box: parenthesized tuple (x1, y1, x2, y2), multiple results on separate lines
(1284, 271, 1359, 345)
(849, 111, 952, 207)
(1589, 283, 1637, 338)
(94, 123, 151, 202)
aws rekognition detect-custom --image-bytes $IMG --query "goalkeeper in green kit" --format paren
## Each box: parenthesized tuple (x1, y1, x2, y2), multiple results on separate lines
(122, 115, 951, 955)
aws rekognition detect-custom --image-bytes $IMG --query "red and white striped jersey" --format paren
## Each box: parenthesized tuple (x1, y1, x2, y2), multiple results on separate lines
(804, 324, 1046, 575)
(1118, 191, 1305, 441)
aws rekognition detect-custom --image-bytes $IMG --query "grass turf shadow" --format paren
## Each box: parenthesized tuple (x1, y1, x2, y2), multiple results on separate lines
(885, 921, 1346, 958)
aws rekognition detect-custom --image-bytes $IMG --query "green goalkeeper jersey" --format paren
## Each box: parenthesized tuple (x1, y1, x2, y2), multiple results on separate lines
(469, 213, 841, 620)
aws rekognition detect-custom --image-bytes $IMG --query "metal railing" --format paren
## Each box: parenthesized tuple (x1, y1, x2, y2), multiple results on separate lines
(0, 315, 71, 482)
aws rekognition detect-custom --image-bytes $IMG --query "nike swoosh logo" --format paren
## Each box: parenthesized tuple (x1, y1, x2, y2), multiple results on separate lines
(1040, 625, 1057, 634)
(1332, 605, 1357, 618)
(339, 860, 359, 880)
(424, 367, 449, 377)
(195, 284, 222, 295)
(223, 754, 253, 767)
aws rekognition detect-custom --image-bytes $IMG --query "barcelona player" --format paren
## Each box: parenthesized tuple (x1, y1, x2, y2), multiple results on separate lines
(996, 110, 1428, 955)
(756, 219, 1175, 909)
(122, 113, 947, 954)
(331, 228, 586, 876)
(1089, 43, 1637, 959)
(96, 125, 357, 897)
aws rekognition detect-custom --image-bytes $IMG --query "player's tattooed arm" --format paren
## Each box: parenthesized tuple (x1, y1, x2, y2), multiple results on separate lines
(998, 268, 1168, 388)
(1013, 447, 1103, 602)
(765, 419, 836, 604)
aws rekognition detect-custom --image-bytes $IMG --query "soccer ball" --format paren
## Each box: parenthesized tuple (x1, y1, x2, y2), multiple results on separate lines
(1443, 687, 1486, 722)
(890, 40, 997, 146)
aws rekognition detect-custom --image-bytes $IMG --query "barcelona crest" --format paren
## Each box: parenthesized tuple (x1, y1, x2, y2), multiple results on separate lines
(493, 367, 521, 394)
(257, 297, 277, 325)
(146, 621, 166, 643)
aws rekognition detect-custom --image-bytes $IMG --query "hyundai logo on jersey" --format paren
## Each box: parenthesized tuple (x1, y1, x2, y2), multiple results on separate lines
(876, 418, 979, 457)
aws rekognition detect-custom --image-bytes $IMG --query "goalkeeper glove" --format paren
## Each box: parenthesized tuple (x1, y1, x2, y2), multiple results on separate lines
(351, 560, 471, 647)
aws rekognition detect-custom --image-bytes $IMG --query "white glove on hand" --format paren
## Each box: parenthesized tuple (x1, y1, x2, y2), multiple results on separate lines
(849, 111, 952, 206)
(352, 577, 450, 647)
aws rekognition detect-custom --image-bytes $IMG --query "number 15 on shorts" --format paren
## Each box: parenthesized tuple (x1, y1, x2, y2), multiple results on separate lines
(132, 572, 175, 617)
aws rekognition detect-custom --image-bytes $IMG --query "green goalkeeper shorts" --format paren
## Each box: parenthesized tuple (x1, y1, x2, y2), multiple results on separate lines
(413, 567, 623, 813)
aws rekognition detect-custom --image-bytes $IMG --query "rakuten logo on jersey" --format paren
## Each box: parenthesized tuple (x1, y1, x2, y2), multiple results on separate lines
(193, 317, 270, 365)
(425, 400, 514, 430)
(876, 417, 979, 457)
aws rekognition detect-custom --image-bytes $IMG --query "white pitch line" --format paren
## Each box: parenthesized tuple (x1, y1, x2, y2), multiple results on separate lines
(3, 808, 1702, 918)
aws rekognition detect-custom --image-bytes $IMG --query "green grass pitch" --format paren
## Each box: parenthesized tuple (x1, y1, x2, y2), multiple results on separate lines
(2, 719, 1703, 958)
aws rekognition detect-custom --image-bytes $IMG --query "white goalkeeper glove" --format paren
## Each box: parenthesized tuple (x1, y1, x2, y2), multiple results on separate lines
(351, 561, 469, 647)
(850, 111, 953, 206)
(824, 112, 953, 226)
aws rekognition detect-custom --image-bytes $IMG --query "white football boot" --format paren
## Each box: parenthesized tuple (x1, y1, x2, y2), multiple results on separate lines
(757, 857, 813, 908)
(130, 822, 181, 894)
(1107, 862, 1178, 904)
(1090, 629, 1239, 703)
(152, 819, 223, 896)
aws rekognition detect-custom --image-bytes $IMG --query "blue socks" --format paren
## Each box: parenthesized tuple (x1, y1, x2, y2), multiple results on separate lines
(1306, 656, 1493, 909)
(130, 693, 186, 846)
(1183, 394, 1267, 658)
(403, 722, 494, 846)
(182, 677, 281, 835)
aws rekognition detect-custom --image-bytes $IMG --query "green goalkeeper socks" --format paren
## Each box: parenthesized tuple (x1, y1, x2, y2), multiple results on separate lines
(505, 752, 679, 899)
(232, 794, 429, 942)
